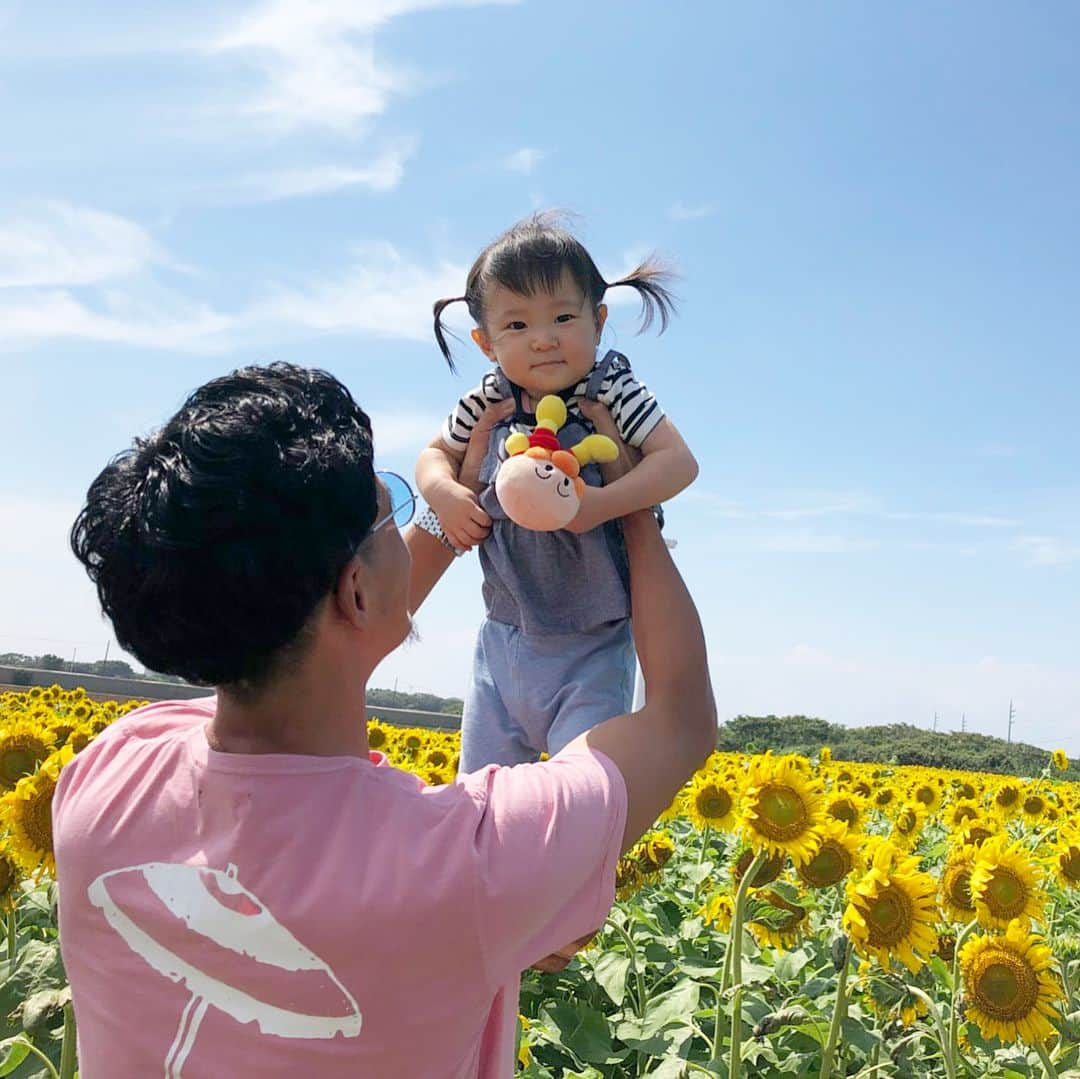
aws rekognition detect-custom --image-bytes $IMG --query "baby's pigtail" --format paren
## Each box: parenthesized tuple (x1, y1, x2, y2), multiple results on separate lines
(433, 296, 467, 373)
(605, 258, 678, 335)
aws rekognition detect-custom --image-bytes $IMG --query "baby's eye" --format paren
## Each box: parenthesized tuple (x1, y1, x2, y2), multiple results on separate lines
(555, 313, 576, 323)
(506, 320, 527, 331)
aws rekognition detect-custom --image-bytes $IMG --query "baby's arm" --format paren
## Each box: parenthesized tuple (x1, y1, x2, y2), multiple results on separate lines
(568, 408, 697, 533)
(416, 439, 490, 551)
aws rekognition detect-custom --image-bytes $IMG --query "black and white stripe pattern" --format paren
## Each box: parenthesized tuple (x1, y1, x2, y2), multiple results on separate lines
(441, 356, 663, 451)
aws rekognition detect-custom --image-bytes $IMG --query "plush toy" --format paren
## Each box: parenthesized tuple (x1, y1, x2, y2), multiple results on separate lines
(495, 395, 619, 531)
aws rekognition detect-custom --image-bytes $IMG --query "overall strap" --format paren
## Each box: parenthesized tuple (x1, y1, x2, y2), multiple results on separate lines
(584, 350, 625, 402)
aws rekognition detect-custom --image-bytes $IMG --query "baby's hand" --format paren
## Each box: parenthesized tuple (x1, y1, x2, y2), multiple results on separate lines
(430, 481, 492, 550)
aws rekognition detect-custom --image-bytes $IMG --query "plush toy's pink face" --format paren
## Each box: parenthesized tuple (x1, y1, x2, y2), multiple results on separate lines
(495, 454, 582, 532)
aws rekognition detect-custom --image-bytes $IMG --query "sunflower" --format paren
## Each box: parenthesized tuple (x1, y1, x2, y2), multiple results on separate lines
(872, 786, 897, 810)
(956, 820, 995, 849)
(1052, 831, 1080, 889)
(635, 832, 675, 880)
(615, 856, 644, 901)
(959, 923, 1061, 1045)
(2, 747, 72, 877)
(796, 818, 861, 889)
(685, 771, 739, 831)
(1052, 749, 1069, 772)
(699, 891, 735, 934)
(842, 841, 938, 974)
(0, 843, 21, 911)
(909, 778, 942, 813)
(969, 835, 1046, 930)
(945, 799, 981, 830)
(1020, 788, 1049, 825)
(889, 802, 927, 850)
(733, 847, 786, 889)
(748, 888, 810, 951)
(0, 719, 54, 791)
(366, 719, 389, 751)
(939, 847, 978, 923)
(819, 746, 832, 765)
(740, 754, 823, 863)
(992, 782, 1022, 817)
(824, 792, 864, 831)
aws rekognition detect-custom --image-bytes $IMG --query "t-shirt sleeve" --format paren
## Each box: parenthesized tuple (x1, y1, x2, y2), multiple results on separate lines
(441, 371, 508, 451)
(596, 357, 665, 448)
(465, 746, 627, 982)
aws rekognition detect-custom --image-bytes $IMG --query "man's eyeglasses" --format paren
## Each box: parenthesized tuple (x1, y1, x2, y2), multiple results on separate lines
(370, 470, 417, 536)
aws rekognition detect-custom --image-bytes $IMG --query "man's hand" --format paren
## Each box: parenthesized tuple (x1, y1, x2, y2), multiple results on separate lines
(563, 400, 642, 533)
(459, 398, 515, 495)
(528, 931, 598, 974)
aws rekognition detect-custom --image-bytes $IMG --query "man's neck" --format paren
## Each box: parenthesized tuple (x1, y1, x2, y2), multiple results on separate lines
(207, 654, 372, 758)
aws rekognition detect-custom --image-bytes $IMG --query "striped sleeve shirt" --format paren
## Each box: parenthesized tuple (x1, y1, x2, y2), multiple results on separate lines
(441, 354, 664, 452)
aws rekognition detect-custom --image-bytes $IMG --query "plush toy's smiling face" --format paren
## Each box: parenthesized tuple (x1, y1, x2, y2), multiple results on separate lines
(495, 453, 582, 531)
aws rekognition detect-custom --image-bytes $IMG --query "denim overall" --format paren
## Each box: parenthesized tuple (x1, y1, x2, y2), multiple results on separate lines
(458, 352, 636, 771)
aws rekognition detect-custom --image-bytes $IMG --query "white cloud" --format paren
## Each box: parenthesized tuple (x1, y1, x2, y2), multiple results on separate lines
(229, 137, 418, 201)
(668, 201, 716, 222)
(0, 288, 233, 353)
(210, 0, 516, 133)
(0, 202, 159, 288)
(250, 242, 468, 342)
(503, 147, 545, 175)
(1015, 535, 1080, 567)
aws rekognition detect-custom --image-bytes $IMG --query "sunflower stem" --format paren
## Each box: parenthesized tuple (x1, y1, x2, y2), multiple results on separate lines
(1035, 1038, 1059, 1079)
(729, 848, 766, 990)
(5, 908, 15, 966)
(904, 985, 955, 1079)
(818, 940, 853, 1079)
(609, 919, 648, 1019)
(728, 986, 744, 1079)
(698, 825, 711, 865)
(947, 920, 979, 1077)
(59, 1002, 77, 1079)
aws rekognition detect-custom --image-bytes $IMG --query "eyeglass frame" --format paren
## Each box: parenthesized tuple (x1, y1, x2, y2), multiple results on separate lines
(369, 469, 417, 536)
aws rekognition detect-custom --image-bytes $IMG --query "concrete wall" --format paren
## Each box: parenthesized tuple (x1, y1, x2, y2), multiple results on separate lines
(0, 666, 460, 732)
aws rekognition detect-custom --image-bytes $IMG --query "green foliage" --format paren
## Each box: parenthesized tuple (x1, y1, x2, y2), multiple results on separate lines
(716, 714, 1079, 779)
(366, 688, 464, 715)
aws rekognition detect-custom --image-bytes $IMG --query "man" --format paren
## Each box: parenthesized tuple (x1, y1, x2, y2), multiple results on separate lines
(56, 362, 715, 1077)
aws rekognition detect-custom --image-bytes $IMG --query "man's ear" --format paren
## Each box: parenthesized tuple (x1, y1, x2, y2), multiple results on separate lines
(334, 555, 370, 631)
(595, 303, 608, 341)
(471, 327, 497, 362)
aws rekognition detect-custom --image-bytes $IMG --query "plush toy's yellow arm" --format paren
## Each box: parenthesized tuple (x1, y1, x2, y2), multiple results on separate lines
(504, 431, 530, 456)
(572, 433, 619, 466)
(535, 395, 567, 434)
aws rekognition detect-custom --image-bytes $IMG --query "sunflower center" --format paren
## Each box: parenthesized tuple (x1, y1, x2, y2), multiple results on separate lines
(801, 841, 851, 887)
(945, 866, 975, 911)
(19, 781, 56, 855)
(1060, 850, 1080, 883)
(973, 953, 1038, 1020)
(829, 799, 857, 825)
(984, 869, 1027, 920)
(1023, 796, 1044, 816)
(997, 788, 1019, 807)
(735, 848, 785, 887)
(754, 783, 809, 840)
(0, 741, 48, 788)
(865, 884, 914, 947)
(696, 785, 732, 820)
(915, 787, 934, 806)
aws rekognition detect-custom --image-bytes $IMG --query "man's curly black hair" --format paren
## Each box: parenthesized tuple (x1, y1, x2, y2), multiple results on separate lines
(70, 362, 377, 690)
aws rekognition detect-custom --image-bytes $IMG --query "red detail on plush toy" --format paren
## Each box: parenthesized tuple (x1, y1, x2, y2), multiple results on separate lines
(528, 427, 560, 453)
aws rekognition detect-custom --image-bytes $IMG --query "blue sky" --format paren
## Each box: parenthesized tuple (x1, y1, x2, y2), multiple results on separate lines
(2, 2, 1078, 750)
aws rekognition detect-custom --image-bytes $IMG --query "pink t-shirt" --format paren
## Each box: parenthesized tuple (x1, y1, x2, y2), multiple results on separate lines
(52, 698, 627, 1078)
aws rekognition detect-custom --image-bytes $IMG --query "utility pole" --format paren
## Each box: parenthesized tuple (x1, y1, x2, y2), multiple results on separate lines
(961, 713, 966, 733)
(103, 640, 110, 664)
(933, 711, 938, 732)
(1007, 699, 1015, 744)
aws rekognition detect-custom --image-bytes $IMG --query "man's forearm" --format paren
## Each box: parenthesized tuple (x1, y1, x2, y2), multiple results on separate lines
(405, 525, 456, 614)
(622, 510, 712, 720)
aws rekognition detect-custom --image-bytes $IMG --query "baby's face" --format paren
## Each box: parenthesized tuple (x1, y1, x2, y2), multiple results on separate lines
(472, 270, 605, 397)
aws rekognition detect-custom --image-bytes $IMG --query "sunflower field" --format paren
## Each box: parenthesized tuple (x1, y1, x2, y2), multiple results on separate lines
(3, 688, 1080, 1077)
